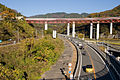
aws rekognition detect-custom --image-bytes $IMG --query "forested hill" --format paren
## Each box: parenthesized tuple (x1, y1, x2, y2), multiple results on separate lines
(0, 3, 22, 17)
(30, 12, 89, 18)
(88, 5, 120, 18)
(0, 3, 35, 41)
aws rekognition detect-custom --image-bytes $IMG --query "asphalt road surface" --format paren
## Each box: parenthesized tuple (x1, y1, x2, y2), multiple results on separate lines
(70, 38, 113, 80)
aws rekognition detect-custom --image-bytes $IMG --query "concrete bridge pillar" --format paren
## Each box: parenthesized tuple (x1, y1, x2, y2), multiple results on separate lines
(96, 23, 100, 40)
(67, 23, 70, 36)
(45, 21, 48, 30)
(110, 22, 113, 34)
(90, 23, 93, 39)
(72, 21, 75, 37)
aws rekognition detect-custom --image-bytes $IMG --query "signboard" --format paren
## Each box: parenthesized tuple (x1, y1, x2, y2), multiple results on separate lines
(53, 30, 57, 39)
(69, 67, 72, 70)
(68, 63, 72, 66)
(68, 71, 71, 74)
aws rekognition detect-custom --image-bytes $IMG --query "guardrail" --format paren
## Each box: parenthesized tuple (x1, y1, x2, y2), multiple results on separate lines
(63, 36, 82, 80)
(67, 37, 80, 79)
(88, 44, 120, 80)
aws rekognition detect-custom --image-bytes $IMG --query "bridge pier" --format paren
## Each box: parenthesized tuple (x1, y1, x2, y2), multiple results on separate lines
(110, 22, 113, 34)
(67, 23, 70, 36)
(90, 23, 93, 39)
(45, 21, 48, 30)
(96, 23, 100, 40)
(72, 21, 75, 37)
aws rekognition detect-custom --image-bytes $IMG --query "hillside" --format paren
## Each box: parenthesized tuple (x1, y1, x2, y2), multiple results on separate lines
(0, 36, 64, 80)
(0, 3, 22, 19)
(30, 12, 89, 18)
(88, 5, 120, 17)
(0, 3, 65, 80)
(0, 3, 35, 41)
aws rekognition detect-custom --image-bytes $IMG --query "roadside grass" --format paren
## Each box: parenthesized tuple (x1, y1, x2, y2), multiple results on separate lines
(98, 46, 105, 52)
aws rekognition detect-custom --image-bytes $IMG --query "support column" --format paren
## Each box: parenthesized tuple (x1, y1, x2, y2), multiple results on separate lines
(110, 22, 113, 34)
(96, 23, 100, 40)
(45, 21, 48, 30)
(72, 21, 75, 37)
(67, 23, 70, 36)
(90, 23, 93, 39)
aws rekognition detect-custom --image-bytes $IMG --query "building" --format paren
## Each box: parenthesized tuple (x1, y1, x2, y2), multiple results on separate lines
(15, 16, 24, 20)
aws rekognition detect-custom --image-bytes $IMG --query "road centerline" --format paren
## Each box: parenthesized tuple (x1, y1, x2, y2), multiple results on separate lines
(84, 45, 97, 80)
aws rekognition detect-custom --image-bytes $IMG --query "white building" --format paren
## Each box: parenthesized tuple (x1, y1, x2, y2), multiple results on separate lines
(16, 16, 24, 20)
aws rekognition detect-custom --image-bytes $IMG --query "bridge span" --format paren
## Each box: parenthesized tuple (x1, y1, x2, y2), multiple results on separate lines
(26, 17, 120, 39)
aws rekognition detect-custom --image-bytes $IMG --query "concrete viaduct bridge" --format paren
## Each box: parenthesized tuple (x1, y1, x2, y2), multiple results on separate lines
(26, 17, 120, 39)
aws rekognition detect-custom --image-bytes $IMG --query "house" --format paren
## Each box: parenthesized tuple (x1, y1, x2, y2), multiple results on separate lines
(16, 16, 24, 20)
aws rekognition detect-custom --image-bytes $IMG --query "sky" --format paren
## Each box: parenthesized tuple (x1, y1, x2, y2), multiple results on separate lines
(0, 0, 120, 17)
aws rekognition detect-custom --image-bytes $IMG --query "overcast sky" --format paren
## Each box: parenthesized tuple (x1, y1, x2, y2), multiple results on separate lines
(0, 0, 120, 17)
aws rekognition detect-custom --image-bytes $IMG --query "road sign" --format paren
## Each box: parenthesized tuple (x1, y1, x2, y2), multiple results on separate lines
(68, 63, 72, 66)
(69, 67, 72, 70)
(68, 71, 71, 74)
(53, 30, 57, 39)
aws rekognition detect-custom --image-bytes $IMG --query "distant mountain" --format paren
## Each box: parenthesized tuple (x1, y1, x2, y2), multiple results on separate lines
(30, 5, 120, 18)
(30, 12, 89, 18)
(88, 5, 120, 17)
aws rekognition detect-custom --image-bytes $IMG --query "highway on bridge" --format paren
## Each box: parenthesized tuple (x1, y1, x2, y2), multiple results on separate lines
(67, 37, 114, 80)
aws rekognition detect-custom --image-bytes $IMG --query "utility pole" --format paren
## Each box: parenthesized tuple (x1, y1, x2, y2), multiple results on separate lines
(36, 29, 37, 38)
(17, 28, 20, 43)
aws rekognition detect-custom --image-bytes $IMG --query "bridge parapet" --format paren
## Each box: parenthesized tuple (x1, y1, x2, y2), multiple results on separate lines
(26, 17, 120, 24)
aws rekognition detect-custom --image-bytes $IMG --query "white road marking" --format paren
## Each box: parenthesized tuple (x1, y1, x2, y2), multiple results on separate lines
(87, 45, 114, 80)
(78, 49, 82, 80)
(73, 42, 82, 80)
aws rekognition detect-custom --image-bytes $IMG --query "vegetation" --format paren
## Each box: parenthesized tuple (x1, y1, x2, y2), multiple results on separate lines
(0, 36, 64, 80)
(0, 3, 65, 80)
(0, 20, 35, 41)
(0, 3, 35, 41)
(98, 46, 105, 52)
(30, 12, 89, 18)
(0, 2, 120, 79)
(78, 33, 84, 38)
(88, 5, 120, 17)
(0, 3, 22, 19)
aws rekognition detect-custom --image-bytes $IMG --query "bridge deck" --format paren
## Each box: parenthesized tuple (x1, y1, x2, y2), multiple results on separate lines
(26, 17, 120, 23)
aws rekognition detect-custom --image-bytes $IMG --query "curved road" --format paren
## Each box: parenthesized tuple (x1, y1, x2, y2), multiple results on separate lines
(70, 38, 113, 80)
